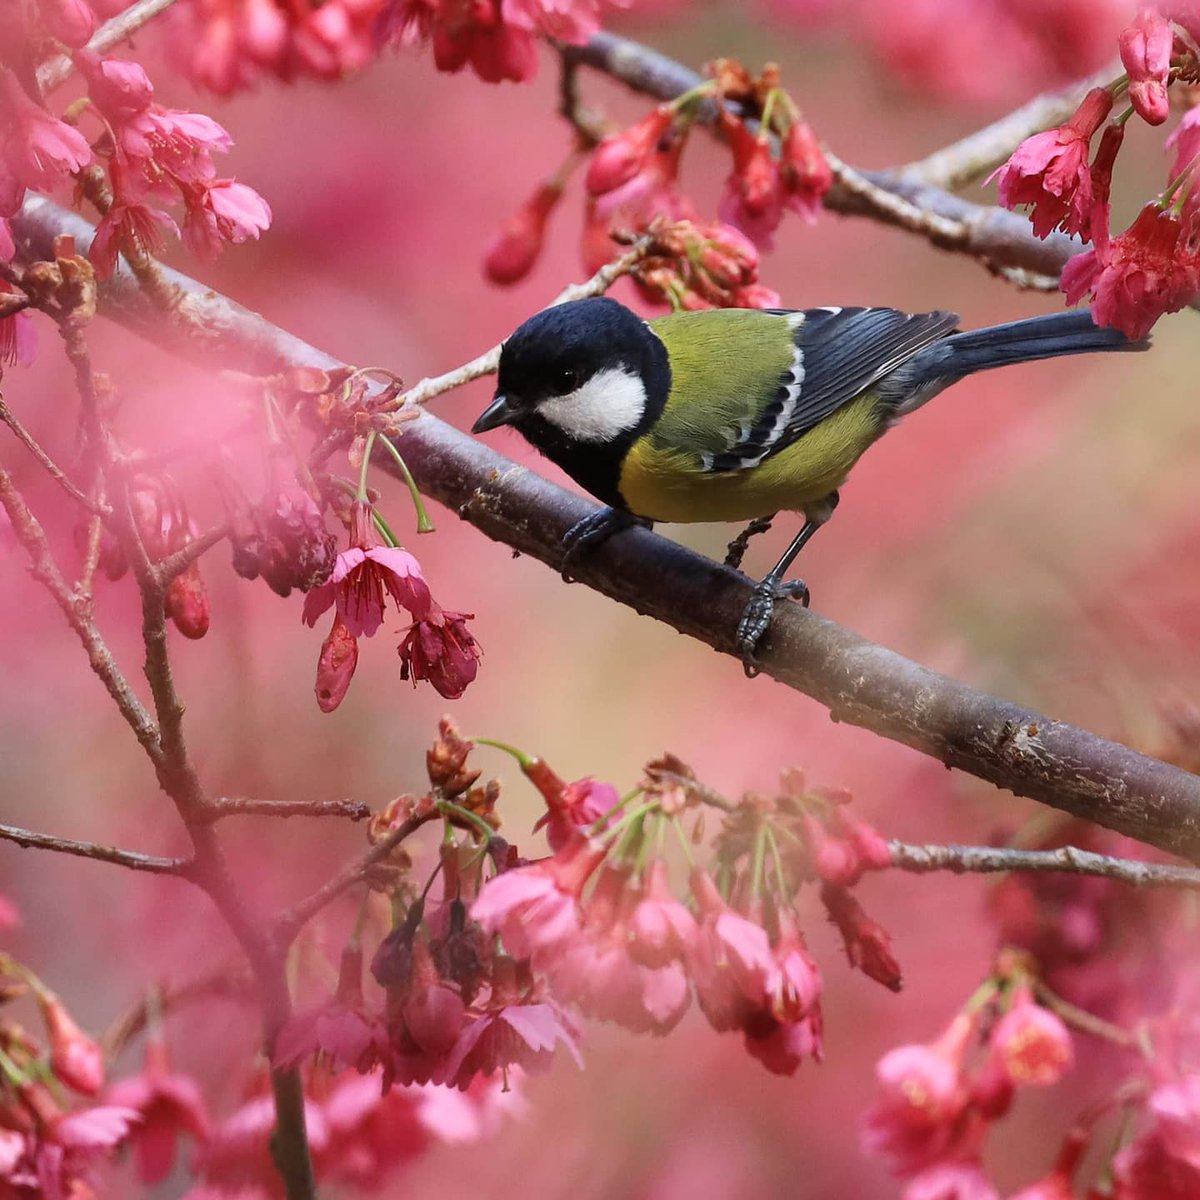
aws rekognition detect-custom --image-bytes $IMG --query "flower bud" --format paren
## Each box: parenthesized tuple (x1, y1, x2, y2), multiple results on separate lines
(484, 181, 562, 286)
(40, 992, 104, 1095)
(165, 561, 210, 639)
(314, 614, 358, 713)
(585, 106, 675, 195)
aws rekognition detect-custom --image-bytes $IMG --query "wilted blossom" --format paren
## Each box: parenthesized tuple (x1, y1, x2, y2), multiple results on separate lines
(1119, 7, 1175, 126)
(397, 604, 481, 700)
(1060, 202, 1200, 338)
(314, 614, 359, 712)
(991, 87, 1114, 240)
(105, 1037, 210, 1184)
(718, 114, 785, 248)
(779, 117, 831, 221)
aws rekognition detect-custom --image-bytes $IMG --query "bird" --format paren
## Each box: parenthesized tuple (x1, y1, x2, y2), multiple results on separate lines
(471, 296, 1145, 672)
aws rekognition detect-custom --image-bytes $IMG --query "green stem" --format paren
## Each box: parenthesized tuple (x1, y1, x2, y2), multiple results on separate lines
(750, 820, 767, 901)
(435, 800, 496, 843)
(759, 88, 779, 138)
(357, 430, 376, 501)
(0, 1046, 29, 1087)
(473, 737, 533, 768)
(669, 815, 697, 868)
(377, 434, 435, 534)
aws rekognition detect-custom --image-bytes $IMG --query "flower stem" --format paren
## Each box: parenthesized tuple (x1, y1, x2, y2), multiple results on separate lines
(357, 431, 376, 501)
(435, 800, 496, 843)
(376, 434, 435, 534)
(474, 737, 533, 768)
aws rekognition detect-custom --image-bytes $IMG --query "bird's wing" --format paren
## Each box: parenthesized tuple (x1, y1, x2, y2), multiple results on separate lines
(653, 306, 960, 473)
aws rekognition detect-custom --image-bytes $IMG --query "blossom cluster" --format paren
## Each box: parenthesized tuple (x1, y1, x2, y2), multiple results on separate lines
(484, 58, 831, 307)
(274, 724, 898, 1121)
(993, 5, 1200, 338)
(0, 0, 271, 367)
(168, 0, 627, 92)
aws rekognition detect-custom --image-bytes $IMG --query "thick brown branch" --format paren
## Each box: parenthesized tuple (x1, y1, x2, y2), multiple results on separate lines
(13, 196, 1200, 863)
(888, 841, 1200, 887)
(0, 821, 189, 875)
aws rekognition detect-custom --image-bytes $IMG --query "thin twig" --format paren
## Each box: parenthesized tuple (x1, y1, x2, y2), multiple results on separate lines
(272, 811, 438, 948)
(1033, 979, 1145, 1051)
(0, 392, 109, 515)
(888, 841, 1200, 888)
(898, 62, 1123, 192)
(0, 821, 190, 876)
(154, 524, 229, 584)
(14, 195, 1200, 863)
(0, 468, 162, 758)
(392, 237, 656, 410)
(37, 0, 183, 92)
(207, 797, 373, 823)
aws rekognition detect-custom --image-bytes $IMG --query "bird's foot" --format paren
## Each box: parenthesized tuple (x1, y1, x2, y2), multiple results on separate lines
(736, 577, 810, 677)
(560, 507, 646, 581)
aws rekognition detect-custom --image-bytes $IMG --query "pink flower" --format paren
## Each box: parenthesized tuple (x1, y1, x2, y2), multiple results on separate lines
(501, 0, 605, 43)
(105, 1038, 210, 1184)
(1120, 8, 1175, 126)
(8, 1104, 141, 1199)
(90, 197, 178, 280)
(484, 180, 562, 285)
(442, 980, 582, 1090)
(1150, 1077, 1200, 1166)
(718, 115, 785, 248)
(203, 1094, 329, 1191)
(75, 51, 155, 120)
(1060, 203, 1200, 339)
(628, 858, 698, 968)
(1166, 106, 1200, 186)
(314, 1073, 430, 1190)
(275, 945, 390, 1073)
(862, 1014, 973, 1176)
(182, 180, 272, 260)
(686, 869, 775, 1032)
(779, 118, 831, 222)
(42, 0, 97, 47)
(471, 835, 606, 960)
(431, 1, 540, 84)
(991, 87, 1113, 240)
(0, 70, 93, 193)
(303, 501, 432, 638)
(902, 1160, 999, 1200)
(585, 106, 676, 196)
(986, 987, 1072, 1087)
(743, 1009, 822, 1075)
(533, 775, 620, 852)
(39, 992, 104, 1096)
(397, 605, 481, 699)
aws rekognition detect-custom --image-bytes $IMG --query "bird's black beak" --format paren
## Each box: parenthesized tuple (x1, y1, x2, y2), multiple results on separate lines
(472, 395, 515, 434)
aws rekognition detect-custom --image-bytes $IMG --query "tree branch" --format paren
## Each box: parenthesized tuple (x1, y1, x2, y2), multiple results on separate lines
(206, 796, 373, 823)
(0, 821, 190, 875)
(561, 31, 1085, 280)
(13, 196, 1200, 864)
(888, 841, 1200, 888)
(37, 0, 183, 92)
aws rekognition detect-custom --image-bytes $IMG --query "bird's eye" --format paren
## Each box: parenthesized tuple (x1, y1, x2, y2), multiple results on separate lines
(558, 368, 581, 393)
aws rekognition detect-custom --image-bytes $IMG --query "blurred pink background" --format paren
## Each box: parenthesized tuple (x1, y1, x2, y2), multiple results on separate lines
(2, 1, 1196, 1196)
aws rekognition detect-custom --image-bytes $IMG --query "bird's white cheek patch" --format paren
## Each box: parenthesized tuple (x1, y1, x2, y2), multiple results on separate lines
(537, 368, 647, 442)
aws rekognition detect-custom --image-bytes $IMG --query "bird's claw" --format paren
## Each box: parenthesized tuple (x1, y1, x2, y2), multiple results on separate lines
(737, 578, 810, 677)
(560, 507, 642, 581)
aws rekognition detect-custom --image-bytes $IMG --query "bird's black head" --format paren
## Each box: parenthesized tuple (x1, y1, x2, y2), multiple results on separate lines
(471, 297, 671, 507)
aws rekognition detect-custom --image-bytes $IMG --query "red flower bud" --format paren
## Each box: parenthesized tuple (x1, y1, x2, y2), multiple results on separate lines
(164, 561, 210, 639)
(780, 118, 832, 222)
(821, 884, 903, 992)
(40, 992, 104, 1095)
(585, 106, 675, 195)
(484, 181, 562, 286)
(1119, 8, 1174, 126)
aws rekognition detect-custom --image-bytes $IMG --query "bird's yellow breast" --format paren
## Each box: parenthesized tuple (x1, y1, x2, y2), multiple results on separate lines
(617, 391, 885, 524)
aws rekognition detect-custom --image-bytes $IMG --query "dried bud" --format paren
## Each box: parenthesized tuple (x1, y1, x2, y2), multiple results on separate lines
(399, 607, 481, 700)
(258, 488, 336, 597)
(314, 614, 358, 712)
(426, 717, 479, 797)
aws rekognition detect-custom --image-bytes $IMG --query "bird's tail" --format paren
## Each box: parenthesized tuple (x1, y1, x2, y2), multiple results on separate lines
(892, 309, 1148, 414)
